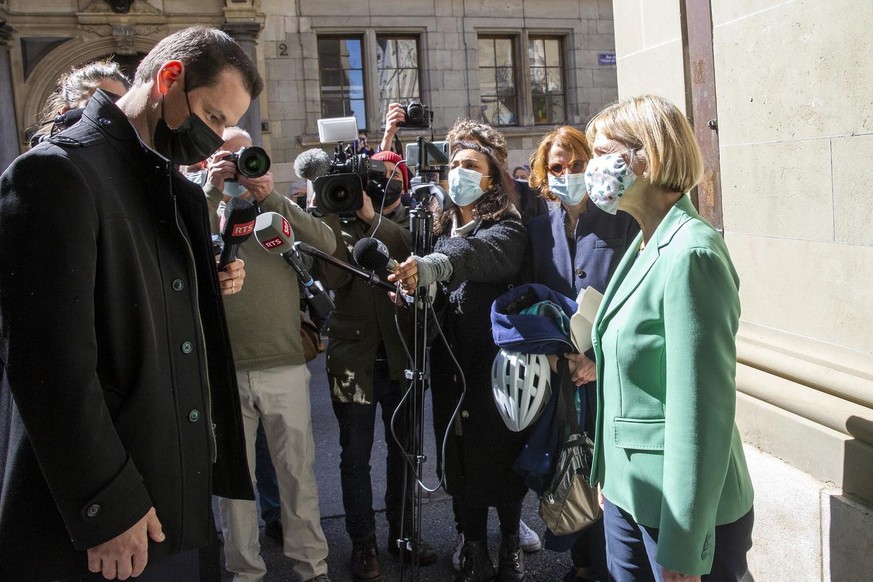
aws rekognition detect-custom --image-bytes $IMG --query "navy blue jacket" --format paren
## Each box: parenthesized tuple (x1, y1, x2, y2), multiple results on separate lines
(523, 200, 639, 299)
(516, 200, 638, 492)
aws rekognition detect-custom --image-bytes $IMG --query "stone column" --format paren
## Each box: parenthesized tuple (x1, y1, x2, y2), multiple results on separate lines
(0, 20, 20, 170)
(222, 21, 263, 146)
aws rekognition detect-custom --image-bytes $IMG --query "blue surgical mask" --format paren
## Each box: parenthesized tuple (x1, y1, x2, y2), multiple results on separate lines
(547, 172, 588, 206)
(223, 180, 247, 198)
(584, 152, 637, 215)
(185, 169, 207, 187)
(448, 166, 487, 206)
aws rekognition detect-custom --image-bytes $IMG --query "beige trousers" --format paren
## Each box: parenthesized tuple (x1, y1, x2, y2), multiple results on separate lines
(218, 364, 329, 582)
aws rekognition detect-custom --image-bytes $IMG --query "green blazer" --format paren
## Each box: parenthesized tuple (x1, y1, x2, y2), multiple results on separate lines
(590, 195, 754, 575)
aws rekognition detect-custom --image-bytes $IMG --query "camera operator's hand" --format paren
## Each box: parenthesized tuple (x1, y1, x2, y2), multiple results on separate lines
(238, 170, 274, 202)
(355, 191, 377, 224)
(379, 103, 407, 152)
(207, 150, 237, 193)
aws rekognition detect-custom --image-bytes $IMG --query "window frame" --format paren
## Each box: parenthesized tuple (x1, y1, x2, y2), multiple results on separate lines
(527, 35, 567, 126)
(374, 34, 422, 120)
(476, 34, 520, 127)
(316, 34, 367, 132)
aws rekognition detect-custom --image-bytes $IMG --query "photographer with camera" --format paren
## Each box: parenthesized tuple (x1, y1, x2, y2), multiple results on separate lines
(315, 150, 437, 581)
(380, 104, 546, 228)
(204, 127, 335, 582)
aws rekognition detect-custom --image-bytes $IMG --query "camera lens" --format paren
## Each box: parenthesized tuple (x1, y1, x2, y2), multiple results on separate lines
(406, 102, 424, 124)
(235, 147, 271, 178)
(314, 174, 364, 215)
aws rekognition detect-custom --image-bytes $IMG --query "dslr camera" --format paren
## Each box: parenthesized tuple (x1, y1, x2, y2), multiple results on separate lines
(226, 146, 271, 179)
(398, 100, 432, 129)
(313, 144, 387, 215)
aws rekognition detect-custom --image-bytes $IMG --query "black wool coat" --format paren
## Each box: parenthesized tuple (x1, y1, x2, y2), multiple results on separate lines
(0, 91, 252, 581)
(429, 214, 530, 507)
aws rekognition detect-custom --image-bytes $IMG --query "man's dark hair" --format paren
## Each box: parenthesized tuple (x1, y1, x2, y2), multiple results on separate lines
(135, 26, 263, 99)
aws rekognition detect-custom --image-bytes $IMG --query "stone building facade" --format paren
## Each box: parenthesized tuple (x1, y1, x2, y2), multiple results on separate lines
(0, 0, 619, 194)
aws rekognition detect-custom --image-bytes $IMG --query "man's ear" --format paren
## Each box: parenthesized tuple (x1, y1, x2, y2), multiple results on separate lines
(156, 61, 184, 96)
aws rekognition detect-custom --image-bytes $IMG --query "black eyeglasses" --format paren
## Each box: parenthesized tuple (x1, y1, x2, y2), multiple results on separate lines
(547, 158, 587, 176)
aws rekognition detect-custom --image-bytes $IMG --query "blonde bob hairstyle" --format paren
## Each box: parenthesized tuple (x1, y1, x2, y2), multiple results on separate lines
(585, 94, 704, 194)
(528, 125, 592, 202)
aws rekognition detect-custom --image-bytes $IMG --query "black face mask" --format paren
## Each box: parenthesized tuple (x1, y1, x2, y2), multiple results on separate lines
(153, 90, 224, 165)
(368, 178, 403, 208)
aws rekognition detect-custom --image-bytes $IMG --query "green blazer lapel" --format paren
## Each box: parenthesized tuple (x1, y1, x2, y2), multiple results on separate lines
(596, 196, 696, 330)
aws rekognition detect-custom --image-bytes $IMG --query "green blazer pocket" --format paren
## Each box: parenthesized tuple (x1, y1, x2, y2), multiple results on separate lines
(613, 417, 665, 451)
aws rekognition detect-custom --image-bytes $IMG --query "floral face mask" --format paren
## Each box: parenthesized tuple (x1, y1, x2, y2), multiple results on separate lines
(583, 151, 637, 215)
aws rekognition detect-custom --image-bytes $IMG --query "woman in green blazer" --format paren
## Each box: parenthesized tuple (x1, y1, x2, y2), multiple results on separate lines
(583, 95, 755, 582)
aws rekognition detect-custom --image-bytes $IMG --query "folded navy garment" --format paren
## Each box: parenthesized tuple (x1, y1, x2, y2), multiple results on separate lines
(491, 283, 578, 355)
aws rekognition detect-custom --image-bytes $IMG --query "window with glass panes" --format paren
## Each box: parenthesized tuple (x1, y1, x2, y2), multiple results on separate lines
(376, 36, 420, 117)
(529, 37, 566, 124)
(317, 37, 366, 131)
(478, 37, 517, 126)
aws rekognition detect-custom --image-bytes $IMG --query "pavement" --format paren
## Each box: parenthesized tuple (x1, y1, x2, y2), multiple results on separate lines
(216, 352, 573, 581)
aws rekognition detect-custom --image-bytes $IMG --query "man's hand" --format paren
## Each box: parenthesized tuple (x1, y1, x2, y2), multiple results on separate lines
(355, 192, 376, 224)
(218, 258, 246, 295)
(87, 507, 164, 580)
(379, 103, 406, 151)
(206, 150, 236, 192)
(238, 170, 274, 202)
(662, 567, 702, 582)
(565, 352, 596, 385)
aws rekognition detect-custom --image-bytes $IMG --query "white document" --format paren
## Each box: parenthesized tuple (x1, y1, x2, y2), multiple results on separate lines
(570, 286, 603, 353)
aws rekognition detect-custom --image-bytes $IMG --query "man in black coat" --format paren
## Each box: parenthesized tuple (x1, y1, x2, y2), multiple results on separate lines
(0, 26, 262, 581)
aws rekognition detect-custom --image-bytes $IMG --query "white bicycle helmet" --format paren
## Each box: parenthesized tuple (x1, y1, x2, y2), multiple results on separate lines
(491, 350, 552, 432)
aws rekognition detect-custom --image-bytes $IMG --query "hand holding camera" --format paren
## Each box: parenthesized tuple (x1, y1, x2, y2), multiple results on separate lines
(207, 146, 272, 195)
(398, 100, 431, 129)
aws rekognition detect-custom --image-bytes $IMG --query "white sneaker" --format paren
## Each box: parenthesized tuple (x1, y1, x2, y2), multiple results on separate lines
(452, 532, 465, 571)
(518, 519, 542, 552)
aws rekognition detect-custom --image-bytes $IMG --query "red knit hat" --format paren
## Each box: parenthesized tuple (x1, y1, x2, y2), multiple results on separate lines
(371, 150, 410, 192)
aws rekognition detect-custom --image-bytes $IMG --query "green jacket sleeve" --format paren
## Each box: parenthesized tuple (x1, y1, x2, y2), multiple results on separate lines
(657, 246, 741, 574)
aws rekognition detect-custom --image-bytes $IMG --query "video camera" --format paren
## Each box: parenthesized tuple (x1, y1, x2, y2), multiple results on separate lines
(398, 100, 432, 129)
(226, 146, 271, 179)
(313, 144, 387, 215)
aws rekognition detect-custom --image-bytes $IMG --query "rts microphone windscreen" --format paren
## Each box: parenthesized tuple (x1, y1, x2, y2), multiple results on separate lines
(220, 197, 257, 244)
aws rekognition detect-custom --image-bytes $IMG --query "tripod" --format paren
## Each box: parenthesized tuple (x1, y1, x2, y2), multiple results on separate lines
(393, 138, 442, 582)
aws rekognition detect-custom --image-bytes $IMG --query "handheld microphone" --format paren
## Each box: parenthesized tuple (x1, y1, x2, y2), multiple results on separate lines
(352, 237, 399, 272)
(218, 196, 257, 270)
(293, 148, 332, 181)
(254, 212, 335, 321)
(295, 242, 396, 292)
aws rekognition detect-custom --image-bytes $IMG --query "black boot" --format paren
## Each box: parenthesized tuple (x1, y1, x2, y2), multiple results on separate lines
(350, 534, 380, 582)
(387, 520, 437, 566)
(497, 532, 525, 581)
(457, 540, 495, 582)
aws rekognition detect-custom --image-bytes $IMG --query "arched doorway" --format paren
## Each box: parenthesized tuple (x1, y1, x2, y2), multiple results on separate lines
(19, 35, 157, 150)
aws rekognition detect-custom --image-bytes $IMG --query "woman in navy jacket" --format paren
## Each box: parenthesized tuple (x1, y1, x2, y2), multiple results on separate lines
(522, 125, 638, 581)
